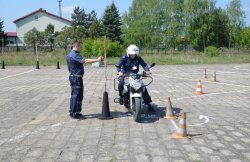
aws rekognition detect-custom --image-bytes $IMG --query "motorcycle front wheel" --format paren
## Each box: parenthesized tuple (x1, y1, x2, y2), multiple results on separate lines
(132, 97, 142, 122)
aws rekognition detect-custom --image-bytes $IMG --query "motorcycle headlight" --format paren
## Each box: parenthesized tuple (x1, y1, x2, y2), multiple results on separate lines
(131, 81, 141, 90)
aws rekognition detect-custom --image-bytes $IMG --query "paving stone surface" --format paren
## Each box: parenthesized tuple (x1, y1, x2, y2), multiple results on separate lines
(0, 64, 250, 162)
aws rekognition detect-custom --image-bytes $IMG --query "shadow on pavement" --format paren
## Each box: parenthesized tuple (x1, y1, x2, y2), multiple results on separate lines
(84, 105, 183, 123)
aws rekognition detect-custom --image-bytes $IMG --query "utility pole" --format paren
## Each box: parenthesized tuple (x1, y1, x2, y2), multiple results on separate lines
(57, 0, 62, 17)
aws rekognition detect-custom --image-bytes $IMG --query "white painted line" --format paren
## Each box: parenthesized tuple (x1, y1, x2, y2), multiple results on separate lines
(5, 121, 71, 144)
(234, 66, 250, 71)
(51, 122, 65, 128)
(172, 89, 250, 101)
(171, 119, 178, 129)
(214, 82, 250, 88)
(0, 69, 36, 80)
(154, 73, 250, 88)
(188, 115, 214, 127)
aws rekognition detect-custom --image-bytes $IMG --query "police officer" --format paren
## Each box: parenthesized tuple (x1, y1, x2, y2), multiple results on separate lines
(66, 41, 104, 119)
(115, 44, 156, 112)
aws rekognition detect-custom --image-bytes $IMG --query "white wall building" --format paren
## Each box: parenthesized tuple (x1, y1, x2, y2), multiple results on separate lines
(13, 8, 71, 46)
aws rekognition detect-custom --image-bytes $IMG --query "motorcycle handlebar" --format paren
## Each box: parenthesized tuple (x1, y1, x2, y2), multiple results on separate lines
(116, 72, 153, 87)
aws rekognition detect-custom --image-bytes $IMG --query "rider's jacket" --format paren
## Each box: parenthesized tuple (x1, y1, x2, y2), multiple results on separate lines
(66, 50, 85, 76)
(116, 55, 149, 74)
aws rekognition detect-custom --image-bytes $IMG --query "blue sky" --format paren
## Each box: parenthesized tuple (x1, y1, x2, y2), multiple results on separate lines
(0, 0, 249, 32)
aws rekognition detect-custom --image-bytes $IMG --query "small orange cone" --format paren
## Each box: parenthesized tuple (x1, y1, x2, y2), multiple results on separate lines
(172, 112, 191, 139)
(164, 97, 175, 119)
(196, 80, 203, 95)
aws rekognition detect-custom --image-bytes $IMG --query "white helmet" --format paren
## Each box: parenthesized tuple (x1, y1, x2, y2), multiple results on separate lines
(126, 44, 139, 57)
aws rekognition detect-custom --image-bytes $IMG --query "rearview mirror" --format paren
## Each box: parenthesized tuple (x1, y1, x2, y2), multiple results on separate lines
(149, 63, 156, 68)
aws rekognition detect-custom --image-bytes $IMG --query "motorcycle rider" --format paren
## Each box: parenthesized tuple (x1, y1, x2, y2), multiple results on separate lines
(115, 44, 156, 112)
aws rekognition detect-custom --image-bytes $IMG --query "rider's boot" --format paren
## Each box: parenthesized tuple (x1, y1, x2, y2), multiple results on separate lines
(147, 104, 156, 113)
(119, 96, 123, 105)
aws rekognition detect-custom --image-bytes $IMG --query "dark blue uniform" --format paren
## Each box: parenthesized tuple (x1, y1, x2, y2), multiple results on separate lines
(66, 50, 85, 118)
(116, 55, 152, 104)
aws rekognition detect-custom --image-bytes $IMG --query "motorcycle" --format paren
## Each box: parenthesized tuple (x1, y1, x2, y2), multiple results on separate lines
(114, 63, 156, 122)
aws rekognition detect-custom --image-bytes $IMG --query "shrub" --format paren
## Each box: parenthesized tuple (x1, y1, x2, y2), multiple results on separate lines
(81, 38, 124, 57)
(205, 46, 222, 57)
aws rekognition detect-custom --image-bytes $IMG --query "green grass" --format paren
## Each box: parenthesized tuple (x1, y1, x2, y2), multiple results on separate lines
(1, 51, 250, 66)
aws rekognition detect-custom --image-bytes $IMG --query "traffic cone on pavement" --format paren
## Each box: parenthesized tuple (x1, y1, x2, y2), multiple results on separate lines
(1, 60, 5, 69)
(196, 80, 203, 95)
(203, 69, 207, 79)
(164, 97, 175, 119)
(212, 71, 218, 82)
(99, 91, 113, 120)
(172, 112, 191, 139)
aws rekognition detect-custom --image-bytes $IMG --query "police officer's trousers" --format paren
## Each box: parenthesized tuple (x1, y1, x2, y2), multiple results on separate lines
(69, 76, 83, 116)
(118, 76, 152, 104)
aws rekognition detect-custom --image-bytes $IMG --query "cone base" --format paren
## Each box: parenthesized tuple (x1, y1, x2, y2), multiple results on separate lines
(196, 92, 203, 95)
(98, 116, 113, 120)
(172, 133, 191, 139)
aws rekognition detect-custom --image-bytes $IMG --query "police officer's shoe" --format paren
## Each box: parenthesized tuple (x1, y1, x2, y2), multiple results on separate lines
(147, 104, 156, 113)
(69, 113, 87, 120)
(119, 97, 124, 105)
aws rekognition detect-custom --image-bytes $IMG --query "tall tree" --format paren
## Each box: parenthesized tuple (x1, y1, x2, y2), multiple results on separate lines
(71, 6, 88, 28)
(123, 0, 164, 48)
(0, 18, 7, 47)
(226, 0, 245, 50)
(44, 24, 55, 51)
(102, 2, 122, 43)
(24, 28, 45, 53)
(164, 0, 185, 50)
(89, 20, 101, 39)
(241, 26, 250, 49)
(86, 10, 98, 29)
(55, 26, 72, 51)
(189, 0, 217, 51)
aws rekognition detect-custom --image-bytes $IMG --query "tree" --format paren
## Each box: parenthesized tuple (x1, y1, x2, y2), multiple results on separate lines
(24, 28, 45, 53)
(226, 0, 245, 50)
(71, 6, 88, 28)
(55, 26, 72, 51)
(164, 0, 185, 50)
(89, 20, 101, 39)
(102, 2, 122, 43)
(189, 0, 217, 51)
(44, 24, 55, 51)
(241, 27, 250, 49)
(207, 8, 230, 48)
(86, 10, 98, 29)
(0, 18, 7, 47)
(123, 0, 164, 48)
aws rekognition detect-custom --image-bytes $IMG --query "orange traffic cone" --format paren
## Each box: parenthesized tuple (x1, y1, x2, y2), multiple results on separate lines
(172, 112, 191, 139)
(164, 97, 175, 119)
(196, 80, 203, 95)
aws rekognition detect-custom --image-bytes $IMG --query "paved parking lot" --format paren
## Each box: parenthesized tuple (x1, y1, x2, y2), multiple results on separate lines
(0, 63, 250, 162)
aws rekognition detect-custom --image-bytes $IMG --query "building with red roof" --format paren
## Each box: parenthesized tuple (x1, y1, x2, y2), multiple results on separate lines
(7, 8, 71, 46)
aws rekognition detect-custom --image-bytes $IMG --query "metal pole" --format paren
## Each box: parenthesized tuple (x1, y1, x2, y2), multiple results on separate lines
(1, 38, 5, 69)
(36, 43, 38, 61)
(58, 0, 62, 17)
(35, 43, 40, 69)
(104, 34, 107, 92)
